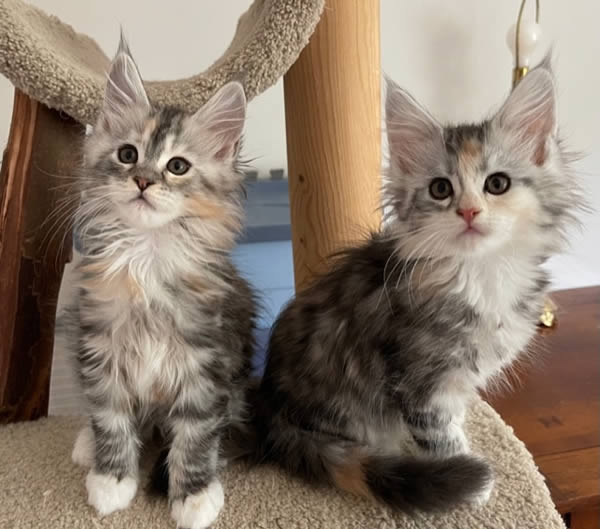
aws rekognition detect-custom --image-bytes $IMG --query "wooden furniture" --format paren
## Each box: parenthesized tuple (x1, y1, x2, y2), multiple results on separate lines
(284, 0, 381, 290)
(487, 286, 600, 529)
(0, 91, 83, 422)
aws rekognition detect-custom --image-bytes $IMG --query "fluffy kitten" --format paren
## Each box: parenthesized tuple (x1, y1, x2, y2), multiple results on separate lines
(244, 63, 580, 512)
(65, 36, 256, 528)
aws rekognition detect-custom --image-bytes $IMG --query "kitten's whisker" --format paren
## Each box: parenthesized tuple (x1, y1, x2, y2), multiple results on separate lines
(377, 244, 405, 310)
(417, 236, 446, 288)
(395, 231, 438, 291)
(406, 233, 440, 308)
(40, 201, 82, 255)
(32, 163, 85, 181)
(42, 194, 110, 260)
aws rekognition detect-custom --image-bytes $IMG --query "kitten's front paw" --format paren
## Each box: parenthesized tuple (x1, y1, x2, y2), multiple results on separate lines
(171, 480, 225, 529)
(72, 425, 95, 467)
(86, 470, 137, 516)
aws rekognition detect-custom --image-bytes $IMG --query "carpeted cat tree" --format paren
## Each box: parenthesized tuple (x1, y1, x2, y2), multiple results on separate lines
(0, 0, 564, 528)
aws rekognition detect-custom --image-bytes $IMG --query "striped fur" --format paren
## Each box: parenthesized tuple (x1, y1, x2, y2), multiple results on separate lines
(237, 61, 581, 513)
(62, 35, 256, 528)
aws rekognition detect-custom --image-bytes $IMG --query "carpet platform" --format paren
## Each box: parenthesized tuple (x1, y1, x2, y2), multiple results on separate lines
(0, 399, 564, 529)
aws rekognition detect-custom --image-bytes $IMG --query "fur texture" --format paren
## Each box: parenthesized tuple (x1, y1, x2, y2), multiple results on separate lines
(63, 35, 256, 527)
(240, 62, 581, 513)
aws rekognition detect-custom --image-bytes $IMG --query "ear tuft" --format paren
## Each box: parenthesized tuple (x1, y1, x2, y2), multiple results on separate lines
(117, 28, 132, 56)
(101, 32, 149, 121)
(385, 78, 444, 174)
(192, 82, 247, 161)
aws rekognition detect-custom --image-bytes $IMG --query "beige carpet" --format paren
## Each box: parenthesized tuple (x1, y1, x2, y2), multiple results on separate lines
(0, 399, 564, 529)
(0, 0, 324, 124)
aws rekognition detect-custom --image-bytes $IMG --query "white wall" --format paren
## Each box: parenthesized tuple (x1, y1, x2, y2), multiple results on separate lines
(1, 0, 598, 289)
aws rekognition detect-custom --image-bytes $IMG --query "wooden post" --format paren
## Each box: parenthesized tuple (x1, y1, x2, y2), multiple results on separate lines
(283, 0, 381, 290)
(0, 90, 83, 423)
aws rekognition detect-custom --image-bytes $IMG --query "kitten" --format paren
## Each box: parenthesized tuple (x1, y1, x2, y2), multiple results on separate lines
(244, 63, 580, 512)
(65, 36, 256, 528)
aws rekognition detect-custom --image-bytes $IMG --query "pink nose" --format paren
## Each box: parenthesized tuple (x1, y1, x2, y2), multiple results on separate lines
(134, 176, 153, 191)
(456, 208, 481, 225)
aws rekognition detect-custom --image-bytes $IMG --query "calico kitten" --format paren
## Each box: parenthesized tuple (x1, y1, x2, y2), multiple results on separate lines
(245, 63, 580, 512)
(66, 36, 256, 528)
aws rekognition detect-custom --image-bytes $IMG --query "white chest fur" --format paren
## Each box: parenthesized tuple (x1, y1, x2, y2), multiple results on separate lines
(77, 234, 218, 407)
(453, 255, 543, 387)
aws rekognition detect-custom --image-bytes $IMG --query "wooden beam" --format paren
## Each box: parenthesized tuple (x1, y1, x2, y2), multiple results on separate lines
(0, 90, 83, 422)
(284, 0, 381, 290)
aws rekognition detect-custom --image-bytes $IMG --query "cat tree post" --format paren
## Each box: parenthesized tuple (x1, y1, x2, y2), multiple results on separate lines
(284, 0, 381, 290)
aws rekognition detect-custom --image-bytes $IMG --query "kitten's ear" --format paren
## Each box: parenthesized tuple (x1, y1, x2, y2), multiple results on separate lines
(493, 68, 556, 165)
(101, 33, 149, 120)
(385, 78, 444, 173)
(192, 82, 246, 161)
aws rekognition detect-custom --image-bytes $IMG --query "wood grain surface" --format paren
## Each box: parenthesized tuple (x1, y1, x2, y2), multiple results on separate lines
(0, 90, 84, 422)
(487, 286, 600, 517)
(536, 447, 600, 514)
(570, 508, 600, 529)
(284, 0, 382, 290)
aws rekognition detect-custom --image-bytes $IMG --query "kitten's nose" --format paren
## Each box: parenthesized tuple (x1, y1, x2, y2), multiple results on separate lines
(456, 207, 481, 225)
(134, 176, 154, 191)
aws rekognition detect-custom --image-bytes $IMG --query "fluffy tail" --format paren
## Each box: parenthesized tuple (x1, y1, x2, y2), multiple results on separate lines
(347, 453, 493, 512)
(230, 399, 493, 512)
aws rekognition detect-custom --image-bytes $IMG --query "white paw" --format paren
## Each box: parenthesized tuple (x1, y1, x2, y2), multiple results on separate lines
(468, 476, 495, 507)
(171, 480, 225, 529)
(72, 425, 95, 467)
(86, 470, 137, 516)
(450, 426, 470, 455)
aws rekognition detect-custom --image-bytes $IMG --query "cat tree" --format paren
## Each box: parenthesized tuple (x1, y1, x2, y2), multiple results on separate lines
(0, 0, 564, 528)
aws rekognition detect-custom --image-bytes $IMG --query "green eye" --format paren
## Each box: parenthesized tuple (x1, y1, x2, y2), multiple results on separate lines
(485, 172, 511, 195)
(429, 178, 453, 200)
(167, 157, 191, 175)
(118, 144, 138, 164)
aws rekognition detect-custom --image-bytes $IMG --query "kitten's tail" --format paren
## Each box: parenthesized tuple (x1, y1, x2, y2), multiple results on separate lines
(330, 450, 494, 512)
(229, 400, 493, 512)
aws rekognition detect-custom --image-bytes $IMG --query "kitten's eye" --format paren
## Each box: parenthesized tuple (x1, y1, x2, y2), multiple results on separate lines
(167, 157, 191, 175)
(429, 178, 453, 200)
(485, 172, 511, 195)
(117, 144, 138, 164)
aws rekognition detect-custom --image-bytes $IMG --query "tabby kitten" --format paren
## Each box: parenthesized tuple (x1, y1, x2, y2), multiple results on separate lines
(66, 36, 256, 528)
(247, 63, 579, 512)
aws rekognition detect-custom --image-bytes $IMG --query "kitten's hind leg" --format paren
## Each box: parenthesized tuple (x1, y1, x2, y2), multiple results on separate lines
(167, 397, 226, 529)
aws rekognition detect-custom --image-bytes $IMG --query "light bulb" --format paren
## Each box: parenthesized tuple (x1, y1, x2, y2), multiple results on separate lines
(506, 19, 543, 67)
